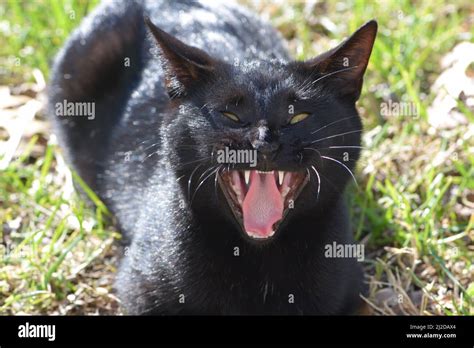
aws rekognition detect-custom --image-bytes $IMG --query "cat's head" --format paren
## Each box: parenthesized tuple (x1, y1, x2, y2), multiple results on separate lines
(146, 18, 377, 243)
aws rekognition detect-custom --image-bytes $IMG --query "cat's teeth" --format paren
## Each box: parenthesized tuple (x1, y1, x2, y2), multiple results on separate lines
(278, 171, 284, 186)
(244, 170, 250, 185)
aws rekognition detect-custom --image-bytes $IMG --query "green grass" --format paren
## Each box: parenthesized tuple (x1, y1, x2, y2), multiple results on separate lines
(1, 0, 473, 315)
(1, 136, 120, 314)
(0, 0, 99, 84)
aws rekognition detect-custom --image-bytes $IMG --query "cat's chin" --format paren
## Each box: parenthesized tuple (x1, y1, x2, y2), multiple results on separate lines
(218, 169, 309, 242)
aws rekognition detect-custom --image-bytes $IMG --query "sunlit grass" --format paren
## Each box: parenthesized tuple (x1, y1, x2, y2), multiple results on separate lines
(0, 136, 120, 314)
(0, 0, 99, 84)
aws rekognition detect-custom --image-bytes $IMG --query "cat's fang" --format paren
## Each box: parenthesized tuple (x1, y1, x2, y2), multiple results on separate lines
(244, 170, 250, 185)
(278, 171, 284, 186)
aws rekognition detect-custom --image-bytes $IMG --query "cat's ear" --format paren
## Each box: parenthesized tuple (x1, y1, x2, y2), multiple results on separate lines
(145, 17, 216, 98)
(304, 20, 377, 101)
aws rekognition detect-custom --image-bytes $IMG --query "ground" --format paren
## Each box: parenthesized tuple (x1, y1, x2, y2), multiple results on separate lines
(0, 0, 473, 315)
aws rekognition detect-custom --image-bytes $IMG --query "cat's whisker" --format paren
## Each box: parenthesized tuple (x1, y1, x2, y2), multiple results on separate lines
(296, 66, 329, 96)
(214, 166, 221, 200)
(304, 146, 364, 165)
(296, 66, 359, 102)
(309, 165, 321, 201)
(142, 150, 159, 163)
(191, 166, 220, 203)
(303, 147, 322, 157)
(296, 75, 317, 96)
(142, 142, 161, 151)
(188, 163, 204, 200)
(308, 129, 362, 145)
(196, 165, 219, 188)
(137, 138, 158, 147)
(320, 155, 358, 187)
(310, 65, 359, 86)
(296, 69, 314, 90)
(310, 115, 360, 135)
(304, 146, 365, 155)
(321, 145, 365, 149)
(143, 141, 161, 151)
(140, 142, 162, 162)
(310, 161, 342, 194)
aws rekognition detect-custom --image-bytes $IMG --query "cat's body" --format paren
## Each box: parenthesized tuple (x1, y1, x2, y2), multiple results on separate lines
(48, 0, 376, 314)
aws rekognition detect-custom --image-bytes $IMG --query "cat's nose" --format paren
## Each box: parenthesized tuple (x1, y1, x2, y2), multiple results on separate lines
(250, 121, 280, 161)
(253, 141, 279, 154)
(252, 140, 280, 162)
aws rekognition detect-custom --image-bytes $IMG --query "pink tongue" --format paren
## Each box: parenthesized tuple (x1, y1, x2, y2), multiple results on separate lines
(242, 171, 284, 238)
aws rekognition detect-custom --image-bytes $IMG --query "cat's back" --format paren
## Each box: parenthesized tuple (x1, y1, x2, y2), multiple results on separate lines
(144, 0, 289, 62)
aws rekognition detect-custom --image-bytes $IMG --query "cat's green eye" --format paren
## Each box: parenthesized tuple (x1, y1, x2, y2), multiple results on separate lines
(289, 112, 310, 125)
(222, 111, 240, 123)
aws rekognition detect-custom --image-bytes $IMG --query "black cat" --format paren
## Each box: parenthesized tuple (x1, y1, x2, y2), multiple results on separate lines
(48, 0, 377, 314)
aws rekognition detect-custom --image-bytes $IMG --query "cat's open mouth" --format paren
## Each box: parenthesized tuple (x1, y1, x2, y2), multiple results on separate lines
(218, 170, 309, 241)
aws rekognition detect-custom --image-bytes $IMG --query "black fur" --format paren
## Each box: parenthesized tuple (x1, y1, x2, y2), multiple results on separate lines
(48, 0, 377, 314)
